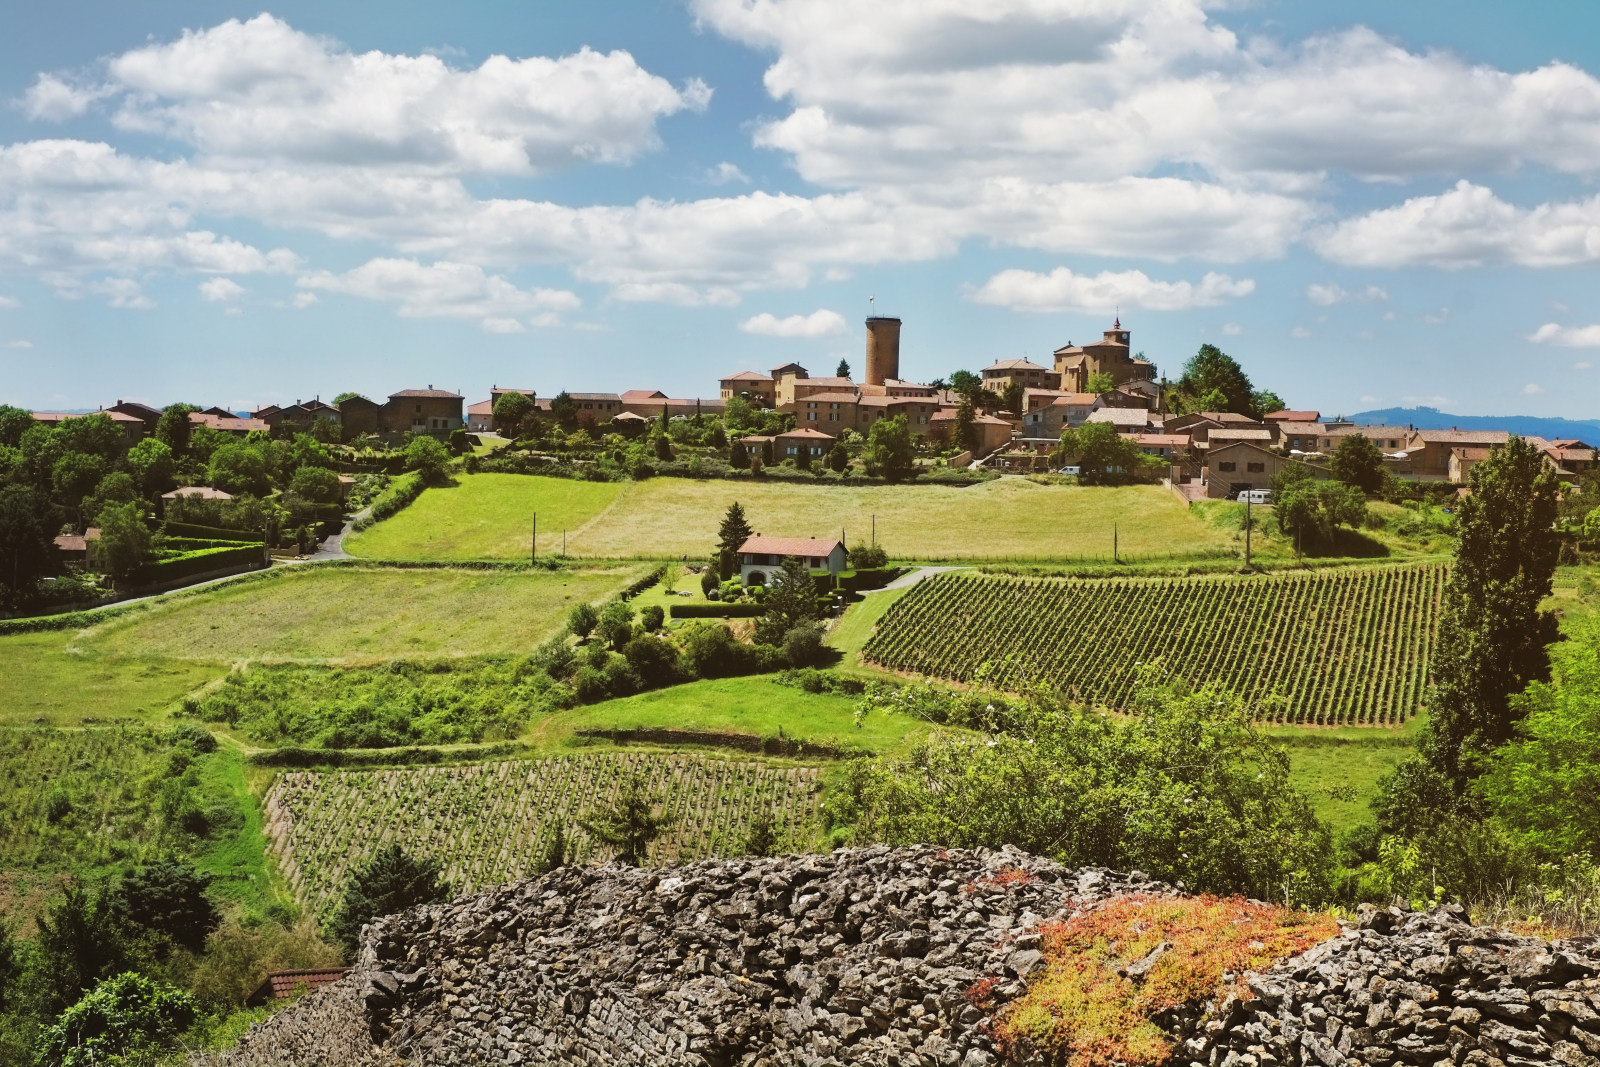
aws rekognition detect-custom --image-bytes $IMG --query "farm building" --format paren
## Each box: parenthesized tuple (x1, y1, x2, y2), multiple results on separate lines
(737, 536, 846, 586)
(774, 427, 836, 460)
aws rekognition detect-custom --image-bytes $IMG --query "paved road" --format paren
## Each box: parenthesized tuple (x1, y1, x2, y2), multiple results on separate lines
(860, 565, 961, 594)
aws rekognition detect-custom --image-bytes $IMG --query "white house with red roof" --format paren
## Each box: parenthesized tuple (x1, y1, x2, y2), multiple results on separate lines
(736, 535, 847, 586)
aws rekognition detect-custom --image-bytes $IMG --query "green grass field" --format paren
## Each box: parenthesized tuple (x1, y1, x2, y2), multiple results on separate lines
(535, 676, 934, 757)
(344, 474, 624, 559)
(346, 474, 1233, 562)
(0, 630, 221, 725)
(78, 563, 644, 663)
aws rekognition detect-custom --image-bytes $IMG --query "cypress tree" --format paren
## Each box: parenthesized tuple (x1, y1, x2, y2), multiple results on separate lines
(328, 843, 450, 952)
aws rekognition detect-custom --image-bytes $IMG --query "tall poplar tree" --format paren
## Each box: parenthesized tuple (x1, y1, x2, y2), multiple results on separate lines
(1424, 436, 1561, 781)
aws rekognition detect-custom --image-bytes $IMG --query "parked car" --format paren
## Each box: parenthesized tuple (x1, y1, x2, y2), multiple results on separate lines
(1236, 488, 1272, 504)
(1057, 466, 1081, 475)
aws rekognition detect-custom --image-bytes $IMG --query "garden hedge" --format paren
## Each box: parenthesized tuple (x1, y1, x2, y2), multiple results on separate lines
(670, 603, 765, 619)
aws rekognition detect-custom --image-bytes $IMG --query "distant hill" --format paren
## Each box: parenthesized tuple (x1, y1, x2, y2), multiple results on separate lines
(1344, 406, 1600, 441)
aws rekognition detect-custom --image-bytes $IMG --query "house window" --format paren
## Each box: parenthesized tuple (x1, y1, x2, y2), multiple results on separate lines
(1218, 461, 1237, 472)
(807, 412, 817, 421)
(1247, 462, 1265, 473)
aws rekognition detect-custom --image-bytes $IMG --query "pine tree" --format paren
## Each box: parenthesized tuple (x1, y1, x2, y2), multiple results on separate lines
(716, 501, 754, 579)
(328, 843, 450, 952)
(755, 556, 820, 645)
(836, 358, 851, 378)
(533, 824, 569, 875)
(580, 775, 673, 865)
(744, 809, 779, 857)
(953, 398, 976, 452)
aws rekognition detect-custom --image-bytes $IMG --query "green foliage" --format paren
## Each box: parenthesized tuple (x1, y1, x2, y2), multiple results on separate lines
(744, 809, 778, 857)
(579, 773, 673, 866)
(0, 483, 54, 607)
(1174, 344, 1256, 416)
(848, 542, 887, 568)
(826, 441, 849, 472)
(863, 415, 916, 479)
(53, 452, 107, 514)
(403, 435, 451, 482)
(549, 391, 579, 430)
(715, 500, 753, 579)
(35, 971, 198, 1067)
(193, 659, 560, 748)
(53, 414, 125, 465)
(840, 673, 1333, 899)
(351, 471, 423, 531)
(207, 441, 269, 497)
(493, 391, 535, 438)
(328, 842, 450, 952)
(781, 620, 828, 667)
(104, 860, 220, 956)
(0, 405, 33, 448)
(1056, 421, 1160, 485)
(755, 557, 820, 645)
(1422, 436, 1562, 783)
(1252, 390, 1287, 418)
(533, 823, 570, 875)
(288, 464, 341, 504)
(952, 397, 976, 452)
(640, 604, 665, 631)
(1477, 631, 1600, 858)
(87, 502, 152, 580)
(1085, 371, 1116, 394)
(154, 406, 198, 457)
(1330, 433, 1389, 494)
(596, 600, 636, 650)
(125, 438, 175, 498)
(948, 370, 982, 398)
(1273, 478, 1368, 547)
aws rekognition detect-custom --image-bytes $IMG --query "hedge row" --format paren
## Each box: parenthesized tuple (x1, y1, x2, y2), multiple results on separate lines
(155, 520, 263, 542)
(0, 599, 150, 635)
(621, 566, 666, 600)
(353, 472, 424, 531)
(136, 544, 265, 585)
(670, 603, 765, 619)
(160, 536, 260, 551)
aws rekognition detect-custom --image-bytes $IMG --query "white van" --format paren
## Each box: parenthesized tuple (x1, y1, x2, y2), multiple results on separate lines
(1238, 488, 1271, 504)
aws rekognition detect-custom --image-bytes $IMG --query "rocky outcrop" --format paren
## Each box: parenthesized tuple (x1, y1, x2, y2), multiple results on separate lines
(200, 847, 1600, 1067)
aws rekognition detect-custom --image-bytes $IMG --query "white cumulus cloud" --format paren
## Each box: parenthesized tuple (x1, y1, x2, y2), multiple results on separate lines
(1530, 323, 1600, 347)
(199, 277, 245, 302)
(1306, 283, 1388, 305)
(297, 257, 579, 332)
(92, 14, 708, 176)
(971, 267, 1253, 313)
(739, 309, 848, 337)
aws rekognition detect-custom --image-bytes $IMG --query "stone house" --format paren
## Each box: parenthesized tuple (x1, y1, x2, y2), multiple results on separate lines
(1085, 407, 1158, 434)
(736, 535, 846, 586)
(110, 401, 164, 434)
(928, 410, 1013, 457)
(1401, 430, 1509, 480)
(32, 409, 146, 448)
(774, 427, 836, 461)
(719, 371, 776, 407)
(982, 358, 1060, 394)
(1023, 393, 1103, 438)
(1204, 441, 1315, 498)
(337, 395, 381, 437)
(189, 412, 268, 437)
(379, 388, 463, 435)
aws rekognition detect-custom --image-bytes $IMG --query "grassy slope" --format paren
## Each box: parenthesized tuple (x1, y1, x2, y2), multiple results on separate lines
(532, 677, 933, 757)
(80, 563, 643, 662)
(344, 474, 623, 559)
(0, 630, 221, 726)
(349, 474, 1232, 562)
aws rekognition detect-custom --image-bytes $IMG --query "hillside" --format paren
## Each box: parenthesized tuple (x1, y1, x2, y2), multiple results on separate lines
(202, 847, 1600, 1067)
(1347, 405, 1600, 439)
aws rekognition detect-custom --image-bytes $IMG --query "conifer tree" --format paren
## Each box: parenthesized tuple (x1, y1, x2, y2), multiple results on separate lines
(716, 501, 754, 579)
(328, 843, 450, 953)
(580, 775, 673, 866)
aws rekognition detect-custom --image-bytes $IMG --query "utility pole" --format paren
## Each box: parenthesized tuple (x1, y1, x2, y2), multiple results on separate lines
(1113, 522, 1119, 563)
(532, 512, 537, 563)
(871, 514, 876, 546)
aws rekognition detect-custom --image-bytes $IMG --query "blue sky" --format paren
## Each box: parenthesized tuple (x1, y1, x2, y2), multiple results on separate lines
(3, 1, 1600, 418)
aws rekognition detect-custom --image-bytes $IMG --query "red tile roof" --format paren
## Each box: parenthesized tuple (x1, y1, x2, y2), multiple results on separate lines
(189, 413, 268, 434)
(33, 410, 144, 424)
(776, 427, 837, 439)
(1264, 410, 1320, 422)
(984, 358, 1051, 372)
(721, 370, 775, 383)
(246, 968, 349, 1007)
(621, 389, 668, 401)
(738, 536, 844, 557)
(162, 486, 234, 501)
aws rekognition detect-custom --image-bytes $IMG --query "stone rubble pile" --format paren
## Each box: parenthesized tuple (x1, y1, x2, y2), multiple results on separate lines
(1198, 903, 1600, 1067)
(200, 846, 1600, 1067)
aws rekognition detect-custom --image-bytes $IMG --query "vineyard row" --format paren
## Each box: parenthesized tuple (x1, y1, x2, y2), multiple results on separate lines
(861, 564, 1449, 725)
(264, 751, 823, 914)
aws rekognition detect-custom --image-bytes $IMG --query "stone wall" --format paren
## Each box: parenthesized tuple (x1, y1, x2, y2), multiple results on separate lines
(199, 846, 1600, 1067)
